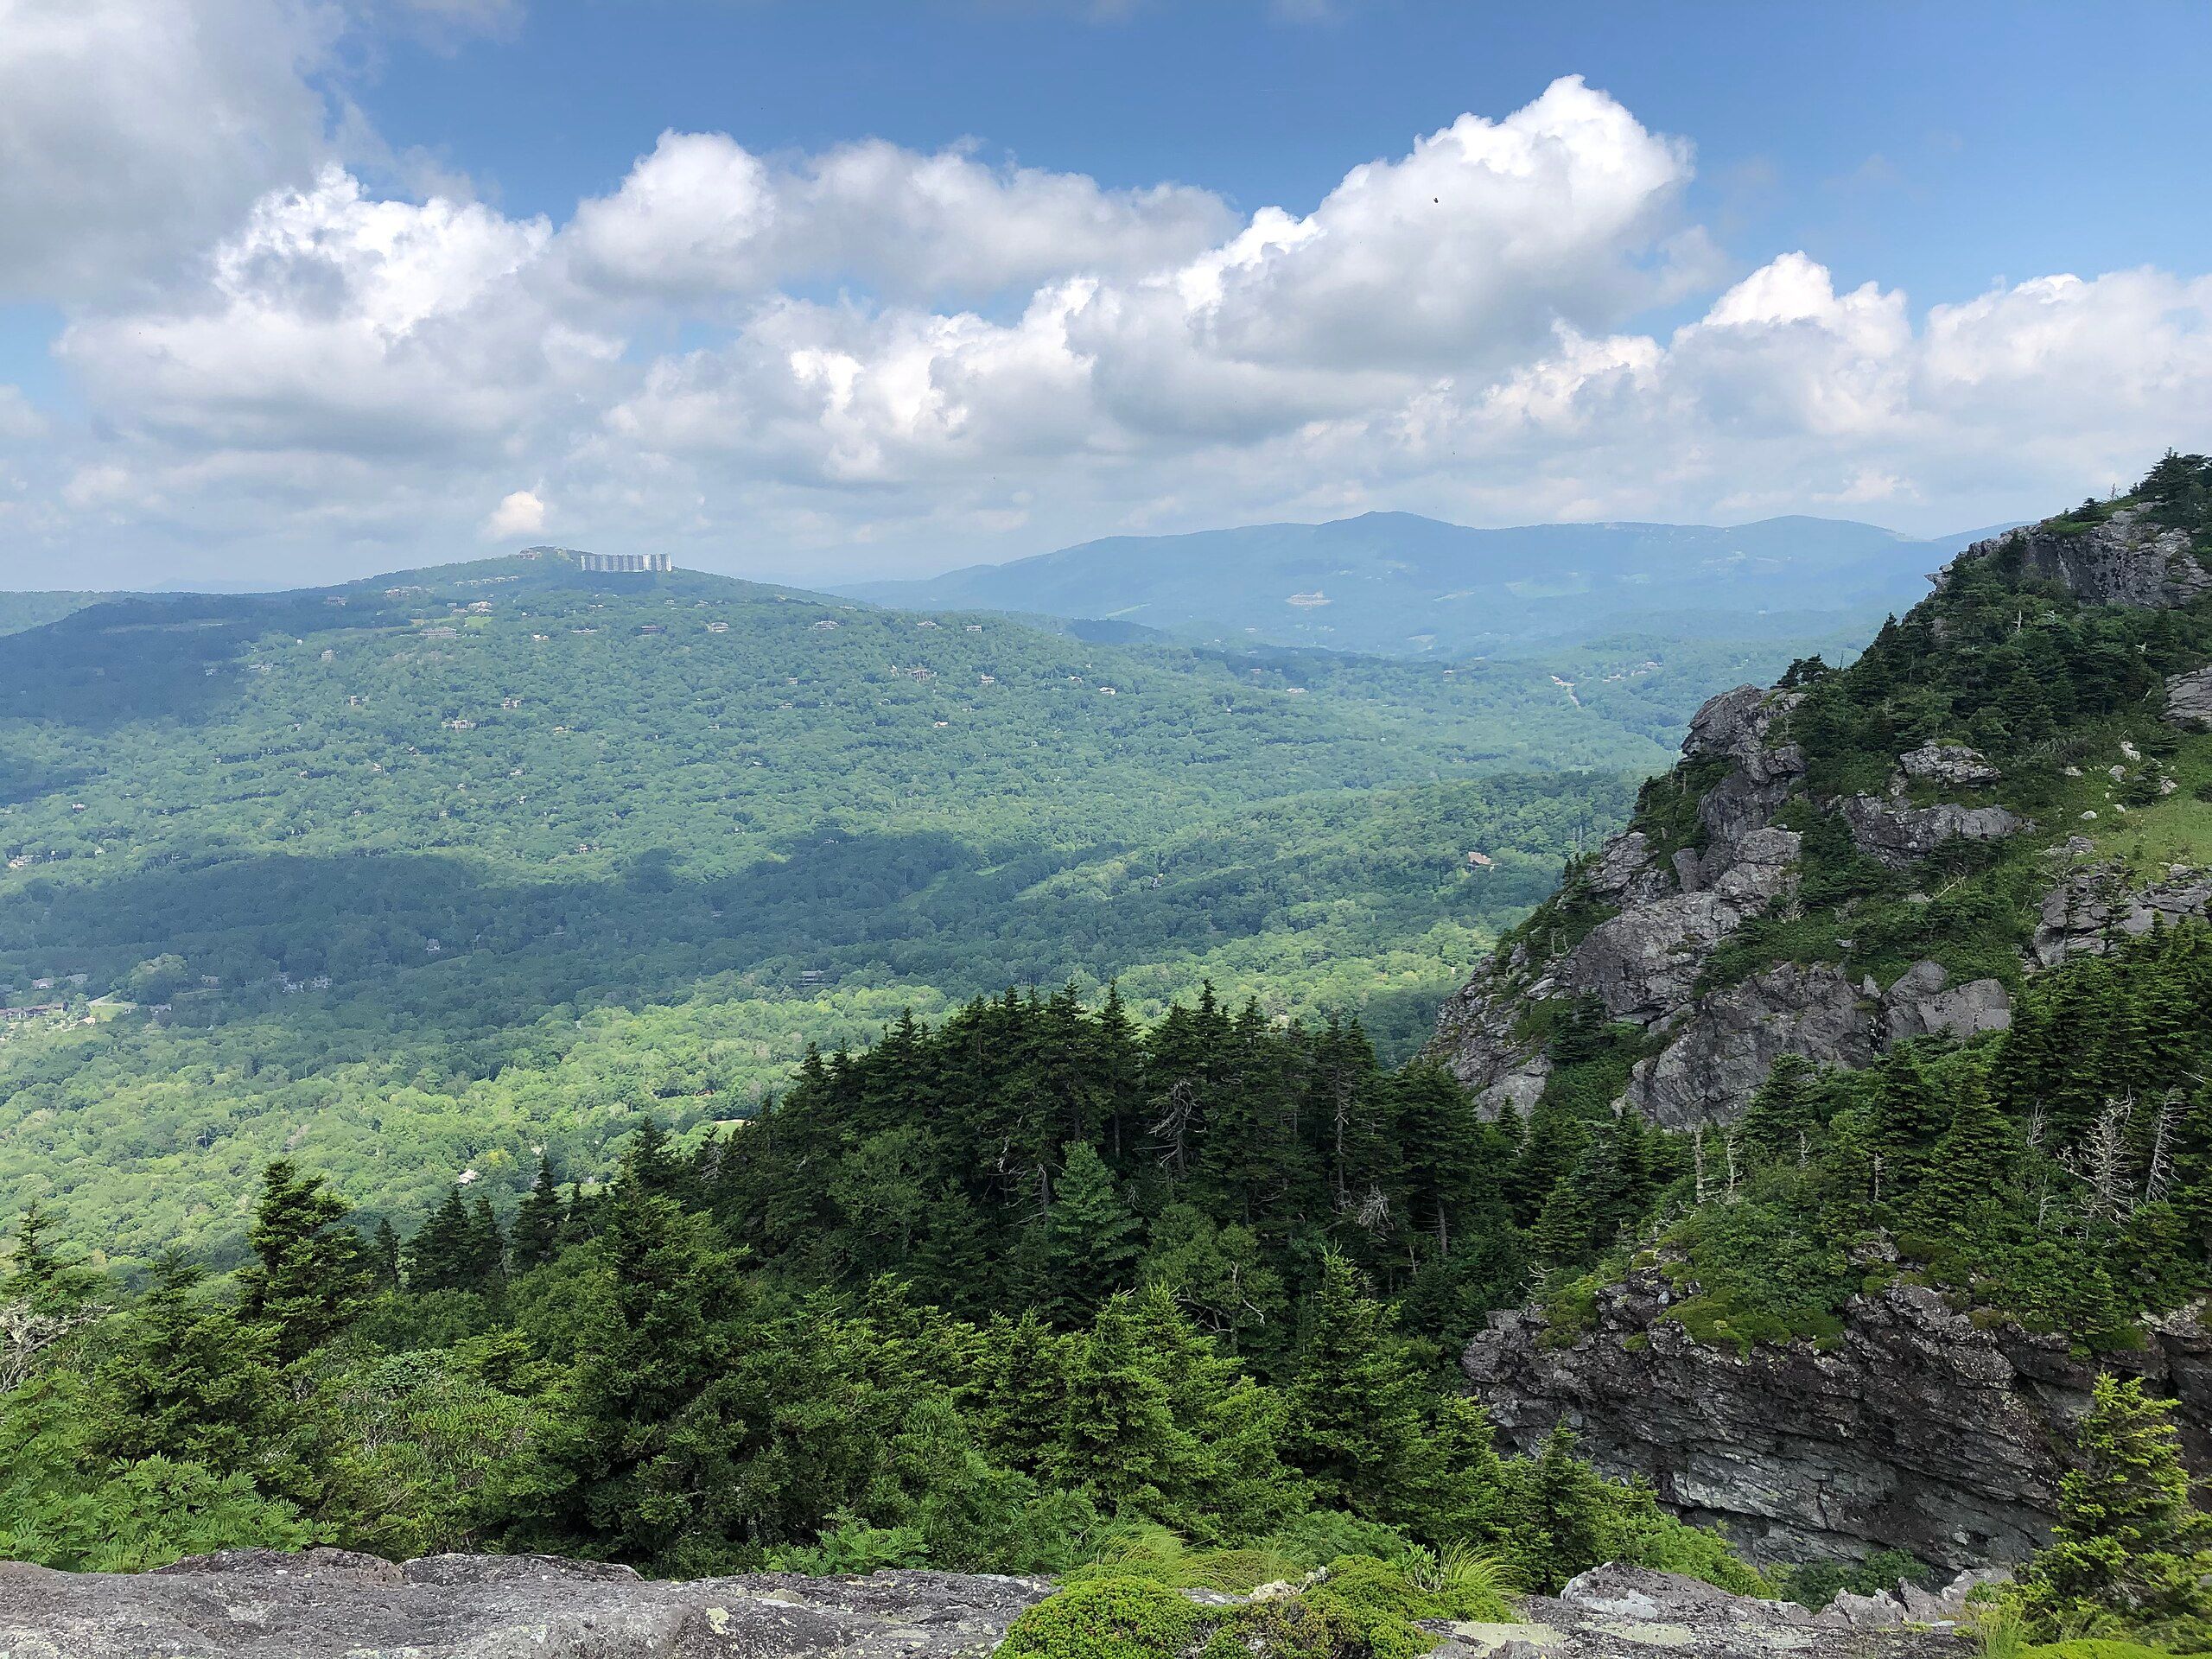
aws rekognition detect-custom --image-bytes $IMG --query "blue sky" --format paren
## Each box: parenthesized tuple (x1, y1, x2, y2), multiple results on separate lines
(3, 0, 2210, 588)
(363, 3, 2212, 302)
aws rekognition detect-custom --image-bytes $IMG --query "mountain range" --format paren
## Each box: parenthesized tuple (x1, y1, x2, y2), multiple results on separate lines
(840, 512, 2014, 657)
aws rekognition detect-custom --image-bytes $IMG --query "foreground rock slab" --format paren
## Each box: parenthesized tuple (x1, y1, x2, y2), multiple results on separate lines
(0, 1549, 1050, 1659)
(1432, 1566, 1967, 1658)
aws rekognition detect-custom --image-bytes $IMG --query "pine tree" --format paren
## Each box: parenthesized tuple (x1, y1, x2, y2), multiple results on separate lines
(1872, 1049, 1948, 1196)
(510, 1154, 564, 1270)
(1281, 1253, 1435, 1520)
(2024, 1375, 2212, 1624)
(3, 1203, 96, 1313)
(1043, 1142, 1142, 1325)
(236, 1160, 366, 1364)
(972, 1310, 1070, 1475)
(407, 1191, 475, 1292)
(91, 1252, 280, 1470)
(366, 1218, 402, 1292)
(465, 1197, 506, 1293)
(1528, 1174, 1592, 1269)
(1914, 1073, 2018, 1236)
(1740, 1056, 1821, 1166)
(1048, 1293, 1192, 1514)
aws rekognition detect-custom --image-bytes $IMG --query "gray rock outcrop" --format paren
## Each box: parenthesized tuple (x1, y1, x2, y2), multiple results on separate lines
(2031, 861, 2212, 966)
(1896, 745, 2001, 789)
(1464, 1268, 2212, 1570)
(1839, 796, 2030, 868)
(1878, 961, 2012, 1046)
(0, 1552, 1050, 1659)
(1624, 963, 1875, 1129)
(1943, 508, 2212, 609)
(1432, 1564, 1967, 1658)
(2166, 664, 2212, 729)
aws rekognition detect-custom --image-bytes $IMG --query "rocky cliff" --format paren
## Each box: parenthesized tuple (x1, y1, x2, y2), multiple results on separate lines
(1430, 501, 2212, 1130)
(1438, 486, 2212, 1572)
(1465, 1267, 2212, 1569)
(1427, 670, 2024, 1129)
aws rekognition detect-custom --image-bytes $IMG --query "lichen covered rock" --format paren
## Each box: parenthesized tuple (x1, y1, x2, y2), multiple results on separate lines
(0, 1554, 1052, 1659)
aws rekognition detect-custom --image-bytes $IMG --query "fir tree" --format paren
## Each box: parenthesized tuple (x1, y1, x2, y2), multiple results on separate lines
(1048, 1293, 1192, 1515)
(1915, 1073, 2018, 1235)
(1043, 1142, 1142, 1325)
(91, 1253, 279, 1470)
(236, 1160, 366, 1364)
(407, 1191, 475, 1292)
(510, 1155, 564, 1270)
(2024, 1375, 2212, 1625)
(1281, 1254, 1436, 1521)
(366, 1218, 402, 1292)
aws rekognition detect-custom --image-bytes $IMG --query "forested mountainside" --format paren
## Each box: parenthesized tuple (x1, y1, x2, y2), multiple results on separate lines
(0, 549, 1837, 1264)
(0, 593, 100, 635)
(842, 512, 2000, 658)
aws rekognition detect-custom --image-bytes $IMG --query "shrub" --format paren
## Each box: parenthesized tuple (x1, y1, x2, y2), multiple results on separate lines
(998, 1578, 1204, 1659)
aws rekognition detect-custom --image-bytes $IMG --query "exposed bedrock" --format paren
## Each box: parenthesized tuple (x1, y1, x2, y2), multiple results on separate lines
(1947, 506, 2212, 610)
(1465, 1268, 2212, 1571)
(0, 1553, 1052, 1659)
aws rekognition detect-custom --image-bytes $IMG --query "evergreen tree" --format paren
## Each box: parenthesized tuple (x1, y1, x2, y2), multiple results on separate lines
(406, 1191, 475, 1293)
(2024, 1375, 2212, 1625)
(1281, 1254, 1436, 1521)
(1043, 1142, 1142, 1325)
(1740, 1056, 1821, 1166)
(510, 1155, 564, 1270)
(3, 1202, 97, 1313)
(91, 1253, 279, 1471)
(1871, 1049, 1948, 1197)
(236, 1160, 366, 1364)
(1048, 1294, 1192, 1516)
(1915, 1073, 2018, 1236)
(465, 1198, 507, 1293)
(366, 1218, 402, 1292)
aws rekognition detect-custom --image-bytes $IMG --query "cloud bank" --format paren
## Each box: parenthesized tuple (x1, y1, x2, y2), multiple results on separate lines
(3, 0, 2211, 587)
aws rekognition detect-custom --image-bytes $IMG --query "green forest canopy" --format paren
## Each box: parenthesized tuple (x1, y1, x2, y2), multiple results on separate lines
(0, 553, 1823, 1263)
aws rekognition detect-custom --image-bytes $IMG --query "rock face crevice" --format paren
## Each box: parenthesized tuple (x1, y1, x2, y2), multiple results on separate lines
(1464, 1268, 2212, 1570)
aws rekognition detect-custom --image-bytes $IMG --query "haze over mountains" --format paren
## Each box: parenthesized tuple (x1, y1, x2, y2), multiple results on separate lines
(842, 512, 2014, 658)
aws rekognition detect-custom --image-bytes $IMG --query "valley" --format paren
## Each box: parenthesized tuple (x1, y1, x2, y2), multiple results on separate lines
(0, 549, 1814, 1264)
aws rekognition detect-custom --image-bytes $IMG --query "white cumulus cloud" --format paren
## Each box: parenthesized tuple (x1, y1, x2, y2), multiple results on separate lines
(482, 487, 546, 540)
(12, 69, 2212, 587)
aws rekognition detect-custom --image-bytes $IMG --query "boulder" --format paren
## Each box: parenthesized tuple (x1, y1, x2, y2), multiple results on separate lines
(2031, 862, 2212, 966)
(1897, 744, 2001, 788)
(1878, 961, 2012, 1046)
(1443, 1564, 1962, 1657)
(1840, 796, 2029, 867)
(0, 1557, 1052, 1659)
(2165, 664, 2212, 729)
(1625, 963, 1876, 1129)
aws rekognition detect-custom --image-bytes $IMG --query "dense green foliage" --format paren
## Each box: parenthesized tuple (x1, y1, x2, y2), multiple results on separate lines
(1, 551, 1838, 1263)
(0, 1141, 1758, 1597)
